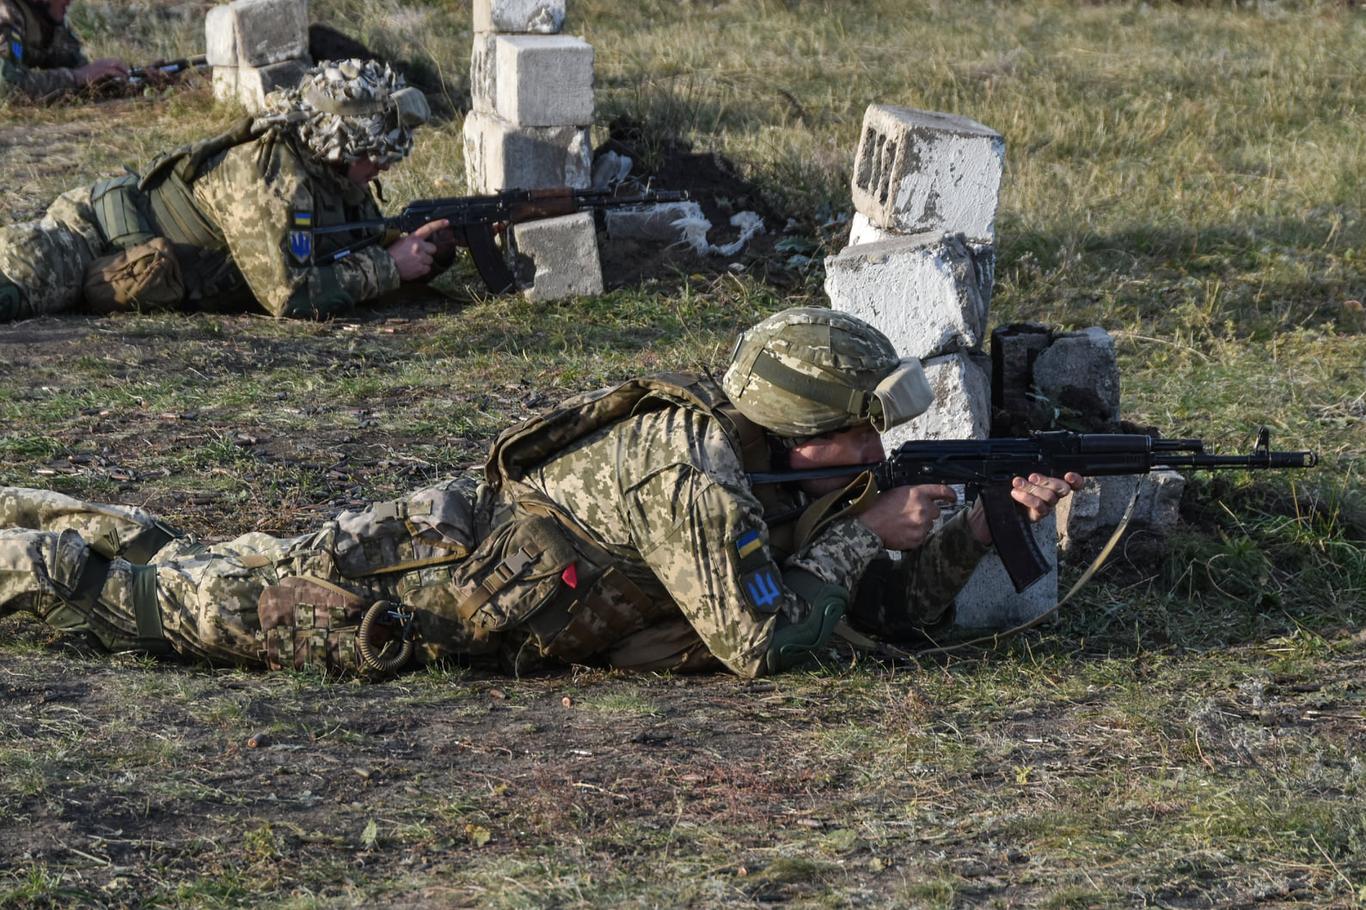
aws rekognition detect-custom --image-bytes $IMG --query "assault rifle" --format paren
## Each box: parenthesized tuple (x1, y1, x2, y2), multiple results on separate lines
(749, 428, 1317, 594)
(304, 186, 689, 293)
(126, 55, 211, 87)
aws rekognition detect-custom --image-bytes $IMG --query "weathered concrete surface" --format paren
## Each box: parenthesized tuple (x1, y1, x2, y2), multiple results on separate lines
(851, 104, 1004, 242)
(826, 233, 992, 362)
(462, 113, 592, 192)
(848, 211, 891, 246)
(887, 352, 991, 450)
(470, 33, 497, 115)
(230, 0, 310, 67)
(1031, 327, 1120, 432)
(1056, 470, 1186, 557)
(237, 59, 310, 113)
(211, 65, 239, 104)
(512, 212, 603, 301)
(989, 323, 1052, 437)
(474, 0, 565, 34)
(952, 515, 1059, 629)
(491, 36, 594, 127)
(205, 4, 238, 68)
(604, 201, 705, 244)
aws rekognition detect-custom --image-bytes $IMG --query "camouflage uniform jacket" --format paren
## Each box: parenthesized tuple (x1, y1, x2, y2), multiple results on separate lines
(0, 0, 86, 103)
(500, 377, 992, 677)
(184, 132, 402, 317)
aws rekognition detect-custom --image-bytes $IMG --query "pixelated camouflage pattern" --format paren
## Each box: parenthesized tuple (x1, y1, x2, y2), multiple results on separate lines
(523, 401, 885, 677)
(0, 185, 102, 318)
(0, 486, 178, 562)
(190, 132, 401, 317)
(721, 306, 901, 437)
(0, 0, 86, 104)
(847, 509, 992, 637)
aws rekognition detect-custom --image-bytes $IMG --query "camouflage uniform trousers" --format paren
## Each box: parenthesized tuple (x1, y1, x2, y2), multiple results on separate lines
(0, 486, 380, 666)
(0, 184, 106, 320)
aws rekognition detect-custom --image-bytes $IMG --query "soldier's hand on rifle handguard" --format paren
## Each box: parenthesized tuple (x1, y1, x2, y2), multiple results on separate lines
(74, 58, 129, 87)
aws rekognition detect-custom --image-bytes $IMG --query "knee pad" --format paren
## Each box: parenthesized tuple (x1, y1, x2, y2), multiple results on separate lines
(764, 569, 849, 675)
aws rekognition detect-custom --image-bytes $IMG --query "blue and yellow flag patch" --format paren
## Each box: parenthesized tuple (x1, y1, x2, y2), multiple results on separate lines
(733, 528, 782, 613)
(288, 211, 313, 264)
(5, 38, 22, 63)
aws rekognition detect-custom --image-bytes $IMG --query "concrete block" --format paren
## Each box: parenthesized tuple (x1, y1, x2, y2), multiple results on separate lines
(462, 112, 591, 192)
(1057, 470, 1186, 558)
(232, 0, 309, 67)
(512, 212, 603, 301)
(886, 352, 991, 452)
(205, 4, 237, 68)
(237, 59, 309, 113)
(474, 0, 565, 34)
(605, 201, 705, 244)
(470, 32, 497, 115)
(851, 104, 1004, 241)
(989, 323, 1052, 436)
(848, 212, 891, 246)
(492, 36, 594, 127)
(211, 65, 239, 104)
(1031, 327, 1120, 432)
(825, 232, 990, 362)
(953, 515, 1058, 629)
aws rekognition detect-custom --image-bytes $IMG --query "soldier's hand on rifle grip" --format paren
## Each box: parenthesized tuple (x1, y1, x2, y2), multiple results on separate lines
(966, 473, 1085, 545)
(76, 59, 129, 86)
(386, 219, 450, 282)
(857, 484, 959, 551)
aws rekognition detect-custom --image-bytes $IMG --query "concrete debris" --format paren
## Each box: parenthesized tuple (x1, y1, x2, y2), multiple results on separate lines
(512, 212, 603, 301)
(591, 151, 633, 189)
(605, 201, 705, 244)
(475, 0, 566, 34)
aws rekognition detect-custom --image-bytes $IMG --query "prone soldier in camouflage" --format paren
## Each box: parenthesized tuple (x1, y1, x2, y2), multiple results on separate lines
(0, 58, 454, 322)
(0, 0, 130, 103)
(0, 308, 1083, 677)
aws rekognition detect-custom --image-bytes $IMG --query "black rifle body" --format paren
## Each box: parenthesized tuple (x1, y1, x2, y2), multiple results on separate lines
(308, 187, 690, 293)
(750, 429, 1317, 594)
(127, 55, 210, 87)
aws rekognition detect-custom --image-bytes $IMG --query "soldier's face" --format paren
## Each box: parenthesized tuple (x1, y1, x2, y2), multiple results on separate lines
(346, 157, 389, 186)
(787, 423, 885, 496)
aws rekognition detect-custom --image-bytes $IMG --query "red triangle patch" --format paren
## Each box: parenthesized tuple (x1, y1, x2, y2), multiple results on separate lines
(560, 563, 578, 589)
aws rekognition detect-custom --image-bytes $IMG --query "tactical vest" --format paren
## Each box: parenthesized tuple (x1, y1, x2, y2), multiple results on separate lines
(289, 373, 790, 673)
(87, 119, 265, 303)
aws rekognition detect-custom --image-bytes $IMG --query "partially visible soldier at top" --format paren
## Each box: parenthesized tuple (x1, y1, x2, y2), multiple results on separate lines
(0, 0, 130, 102)
(0, 58, 456, 322)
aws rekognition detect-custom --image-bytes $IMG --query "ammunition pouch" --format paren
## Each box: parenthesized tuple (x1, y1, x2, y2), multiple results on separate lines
(90, 174, 156, 251)
(82, 237, 186, 313)
(763, 569, 848, 674)
(445, 497, 656, 664)
(257, 575, 375, 674)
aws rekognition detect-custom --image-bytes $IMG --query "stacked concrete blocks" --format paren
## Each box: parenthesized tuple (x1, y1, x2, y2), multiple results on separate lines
(206, 0, 310, 114)
(466, 0, 600, 301)
(852, 104, 1005, 241)
(826, 103, 1051, 629)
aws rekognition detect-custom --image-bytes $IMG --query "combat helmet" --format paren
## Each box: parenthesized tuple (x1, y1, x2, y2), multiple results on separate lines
(261, 59, 431, 166)
(721, 307, 933, 437)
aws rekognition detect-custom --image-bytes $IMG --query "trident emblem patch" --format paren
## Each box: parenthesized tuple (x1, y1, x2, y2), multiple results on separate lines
(288, 211, 313, 264)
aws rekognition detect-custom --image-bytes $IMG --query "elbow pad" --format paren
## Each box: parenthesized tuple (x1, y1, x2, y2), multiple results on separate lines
(763, 569, 848, 674)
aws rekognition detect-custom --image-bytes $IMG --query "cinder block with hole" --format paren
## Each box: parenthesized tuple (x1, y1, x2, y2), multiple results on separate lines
(851, 104, 1004, 242)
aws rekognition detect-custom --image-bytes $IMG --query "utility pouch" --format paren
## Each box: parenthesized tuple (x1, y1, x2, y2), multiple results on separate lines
(82, 237, 186, 313)
(332, 484, 477, 578)
(451, 504, 659, 663)
(257, 575, 367, 674)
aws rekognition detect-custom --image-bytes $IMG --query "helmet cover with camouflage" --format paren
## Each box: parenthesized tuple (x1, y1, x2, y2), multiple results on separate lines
(260, 58, 430, 166)
(721, 306, 933, 437)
